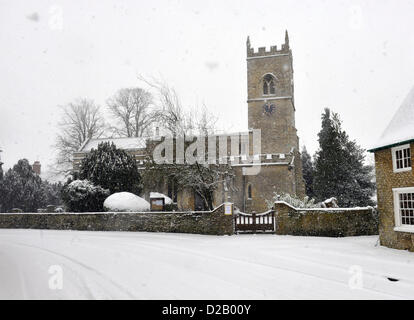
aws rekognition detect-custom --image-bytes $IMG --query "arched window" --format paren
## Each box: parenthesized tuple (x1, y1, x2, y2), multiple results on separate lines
(263, 74, 276, 95)
(247, 184, 252, 200)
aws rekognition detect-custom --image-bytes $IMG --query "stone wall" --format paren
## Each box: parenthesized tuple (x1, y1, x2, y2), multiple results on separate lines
(274, 202, 378, 237)
(374, 144, 414, 251)
(0, 203, 234, 236)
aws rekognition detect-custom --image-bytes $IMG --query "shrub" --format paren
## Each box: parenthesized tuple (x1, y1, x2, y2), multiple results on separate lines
(103, 192, 150, 212)
(266, 192, 320, 209)
(79, 142, 142, 195)
(62, 179, 109, 212)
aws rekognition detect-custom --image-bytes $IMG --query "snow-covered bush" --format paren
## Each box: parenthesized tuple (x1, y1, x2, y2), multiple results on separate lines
(62, 179, 110, 212)
(104, 192, 150, 212)
(321, 197, 339, 208)
(266, 192, 320, 209)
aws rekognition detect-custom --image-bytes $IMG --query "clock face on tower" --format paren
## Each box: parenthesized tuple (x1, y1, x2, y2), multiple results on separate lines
(263, 102, 276, 116)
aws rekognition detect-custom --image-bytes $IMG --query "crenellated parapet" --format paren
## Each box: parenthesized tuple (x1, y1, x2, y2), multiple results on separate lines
(246, 30, 290, 58)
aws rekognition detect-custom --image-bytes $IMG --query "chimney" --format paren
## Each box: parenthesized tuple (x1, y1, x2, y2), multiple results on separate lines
(32, 161, 41, 175)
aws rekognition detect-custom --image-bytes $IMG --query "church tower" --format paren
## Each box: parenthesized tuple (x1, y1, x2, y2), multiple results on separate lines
(246, 31, 299, 154)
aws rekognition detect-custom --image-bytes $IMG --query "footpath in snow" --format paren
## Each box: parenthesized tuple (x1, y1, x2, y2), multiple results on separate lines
(0, 229, 413, 299)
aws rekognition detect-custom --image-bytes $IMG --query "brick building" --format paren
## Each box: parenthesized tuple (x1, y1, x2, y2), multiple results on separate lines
(369, 86, 414, 251)
(74, 32, 305, 212)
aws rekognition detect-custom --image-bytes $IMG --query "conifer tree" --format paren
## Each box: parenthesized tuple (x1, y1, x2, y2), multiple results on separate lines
(0, 159, 46, 212)
(301, 146, 314, 198)
(79, 142, 142, 195)
(313, 108, 375, 207)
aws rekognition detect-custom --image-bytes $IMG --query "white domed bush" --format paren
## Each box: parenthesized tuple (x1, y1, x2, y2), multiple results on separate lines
(104, 192, 150, 212)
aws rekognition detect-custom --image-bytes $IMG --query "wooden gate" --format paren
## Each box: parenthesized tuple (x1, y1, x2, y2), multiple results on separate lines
(234, 210, 275, 234)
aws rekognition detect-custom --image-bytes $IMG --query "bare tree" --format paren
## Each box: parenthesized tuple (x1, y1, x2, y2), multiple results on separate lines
(138, 75, 217, 136)
(193, 104, 217, 136)
(53, 98, 106, 175)
(107, 87, 156, 137)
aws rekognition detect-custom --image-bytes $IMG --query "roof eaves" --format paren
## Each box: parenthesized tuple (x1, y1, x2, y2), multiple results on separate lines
(368, 138, 414, 153)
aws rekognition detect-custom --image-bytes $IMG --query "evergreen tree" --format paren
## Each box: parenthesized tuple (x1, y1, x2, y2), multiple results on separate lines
(79, 142, 142, 195)
(0, 159, 46, 212)
(313, 108, 375, 207)
(42, 181, 63, 206)
(301, 146, 314, 198)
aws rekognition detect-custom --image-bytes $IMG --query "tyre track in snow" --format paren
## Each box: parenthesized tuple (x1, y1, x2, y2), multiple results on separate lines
(1, 240, 135, 299)
(61, 235, 266, 299)
(80, 235, 402, 299)
(261, 247, 414, 287)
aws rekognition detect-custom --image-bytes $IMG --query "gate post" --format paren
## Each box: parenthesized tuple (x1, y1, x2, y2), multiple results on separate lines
(252, 211, 256, 234)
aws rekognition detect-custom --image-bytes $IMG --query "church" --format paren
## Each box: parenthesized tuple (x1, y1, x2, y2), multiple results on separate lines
(73, 31, 305, 212)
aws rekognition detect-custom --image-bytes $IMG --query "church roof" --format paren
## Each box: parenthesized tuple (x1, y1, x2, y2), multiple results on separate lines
(78, 137, 147, 152)
(369, 86, 414, 152)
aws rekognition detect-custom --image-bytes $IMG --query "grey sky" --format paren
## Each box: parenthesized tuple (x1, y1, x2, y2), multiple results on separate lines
(0, 0, 413, 176)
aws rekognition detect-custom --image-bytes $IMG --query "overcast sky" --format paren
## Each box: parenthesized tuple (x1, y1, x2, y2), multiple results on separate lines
(1, 0, 413, 176)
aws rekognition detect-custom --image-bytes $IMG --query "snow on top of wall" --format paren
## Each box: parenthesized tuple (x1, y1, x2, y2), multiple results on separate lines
(274, 201, 373, 212)
(80, 137, 147, 152)
(370, 85, 414, 150)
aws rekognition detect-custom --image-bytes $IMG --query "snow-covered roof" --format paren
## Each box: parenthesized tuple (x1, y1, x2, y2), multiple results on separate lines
(79, 137, 147, 152)
(369, 86, 414, 151)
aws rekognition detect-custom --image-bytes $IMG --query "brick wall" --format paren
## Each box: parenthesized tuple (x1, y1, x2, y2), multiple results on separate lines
(274, 202, 378, 237)
(374, 144, 414, 251)
(0, 203, 234, 236)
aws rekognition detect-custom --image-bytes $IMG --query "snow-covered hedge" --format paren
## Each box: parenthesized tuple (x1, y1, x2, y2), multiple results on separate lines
(61, 180, 110, 212)
(104, 192, 150, 212)
(266, 192, 319, 209)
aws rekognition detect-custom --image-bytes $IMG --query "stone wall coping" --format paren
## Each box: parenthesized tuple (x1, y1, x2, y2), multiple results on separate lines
(0, 211, 211, 216)
(0, 203, 231, 216)
(274, 201, 374, 212)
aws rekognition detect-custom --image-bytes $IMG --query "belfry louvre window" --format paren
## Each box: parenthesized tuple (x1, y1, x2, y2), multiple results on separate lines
(263, 74, 276, 95)
(393, 187, 414, 232)
(392, 144, 411, 172)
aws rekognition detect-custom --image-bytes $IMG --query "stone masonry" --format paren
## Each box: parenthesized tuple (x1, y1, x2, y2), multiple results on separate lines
(0, 203, 234, 236)
(373, 143, 414, 251)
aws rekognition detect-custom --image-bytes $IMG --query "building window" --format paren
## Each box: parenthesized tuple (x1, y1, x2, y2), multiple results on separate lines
(167, 179, 178, 203)
(247, 184, 252, 200)
(263, 74, 276, 95)
(393, 187, 414, 233)
(392, 144, 411, 172)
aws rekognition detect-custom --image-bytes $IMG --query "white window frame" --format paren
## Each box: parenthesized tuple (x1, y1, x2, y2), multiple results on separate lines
(391, 144, 411, 173)
(392, 187, 414, 233)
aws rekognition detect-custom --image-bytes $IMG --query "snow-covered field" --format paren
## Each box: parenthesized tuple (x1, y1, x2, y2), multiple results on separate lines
(0, 229, 413, 299)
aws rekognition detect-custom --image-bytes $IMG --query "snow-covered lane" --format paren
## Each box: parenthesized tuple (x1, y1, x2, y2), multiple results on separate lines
(0, 229, 413, 299)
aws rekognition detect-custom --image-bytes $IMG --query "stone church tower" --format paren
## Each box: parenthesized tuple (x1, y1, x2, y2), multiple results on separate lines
(247, 31, 299, 154)
(232, 31, 305, 212)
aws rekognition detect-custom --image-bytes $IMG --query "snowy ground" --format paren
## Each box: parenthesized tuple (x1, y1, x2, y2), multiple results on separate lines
(0, 229, 413, 299)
